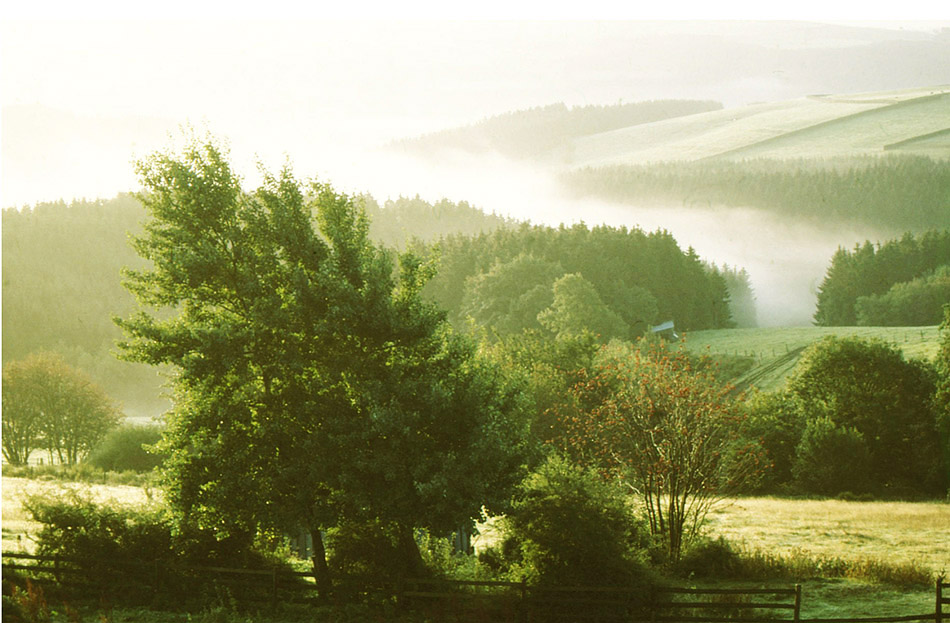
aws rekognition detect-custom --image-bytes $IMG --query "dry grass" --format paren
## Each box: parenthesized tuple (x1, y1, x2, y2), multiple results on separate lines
(704, 497, 950, 578)
(1, 476, 157, 553)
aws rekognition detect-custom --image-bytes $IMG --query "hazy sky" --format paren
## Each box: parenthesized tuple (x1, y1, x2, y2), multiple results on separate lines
(4, 15, 948, 208)
(2, 7, 948, 326)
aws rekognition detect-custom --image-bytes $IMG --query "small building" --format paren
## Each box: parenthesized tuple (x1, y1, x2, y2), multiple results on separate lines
(650, 320, 679, 340)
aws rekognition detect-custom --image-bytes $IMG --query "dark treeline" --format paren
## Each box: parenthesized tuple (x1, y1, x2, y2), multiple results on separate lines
(563, 155, 950, 232)
(363, 194, 514, 248)
(814, 229, 950, 326)
(418, 222, 738, 339)
(398, 99, 723, 159)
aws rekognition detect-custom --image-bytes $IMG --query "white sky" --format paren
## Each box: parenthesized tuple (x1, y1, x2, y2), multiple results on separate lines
(2, 3, 948, 326)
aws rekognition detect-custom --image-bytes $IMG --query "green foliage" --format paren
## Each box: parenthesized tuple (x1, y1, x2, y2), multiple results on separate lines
(675, 538, 936, 587)
(740, 391, 804, 492)
(364, 194, 513, 249)
(3, 579, 51, 623)
(485, 456, 653, 590)
(325, 520, 406, 592)
(86, 424, 165, 473)
(2, 353, 121, 465)
(1, 195, 168, 417)
(814, 229, 950, 326)
(856, 265, 950, 326)
(461, 253, 563, 337)
(116, 136, 530, 595)
(22, 493, 291, 607)
(715, 264, 757, 328)
(792, 417, 873, 496)
(787, 336, 945, 496)
(538, 273, 629, 342)
(675, 537, 744, 579)
(480, 329, 600, 455)
(935, 305, 950, 492)
(425, 223, 732, 337)
(26, 491, 171, 565)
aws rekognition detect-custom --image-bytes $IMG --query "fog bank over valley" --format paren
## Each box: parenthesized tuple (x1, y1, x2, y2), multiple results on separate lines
(327, 145, 885, 327)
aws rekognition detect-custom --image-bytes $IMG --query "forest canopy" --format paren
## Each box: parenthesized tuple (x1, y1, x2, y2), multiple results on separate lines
(814, 229, 950, 326)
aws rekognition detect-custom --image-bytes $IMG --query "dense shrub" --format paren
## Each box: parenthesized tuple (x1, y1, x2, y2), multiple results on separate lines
(855, 266, 950, 326)
(788, 336, 944, 496)
(792, 417, 873, 496)
(482, 456, 654, 588)
(326, 519, 408, 593)
(675, 537, 744, 579)
(740, 391, 804, 493)
(86, 424, 165, 472)
(21, 492, 290, 606)
(676, 538, 935, 587)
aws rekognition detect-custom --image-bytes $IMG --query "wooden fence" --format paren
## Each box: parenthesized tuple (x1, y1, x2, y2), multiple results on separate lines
(401, 577, 950, 623)
(1, 552, 317, 607)
(4, 553, 947, 623)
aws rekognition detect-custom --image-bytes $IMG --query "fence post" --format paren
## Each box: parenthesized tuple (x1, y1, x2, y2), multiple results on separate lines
(272, 567, 278, 609)
(937, 578, 944, 623)
(794, 584, 802, 622)
(519, 576, 528, 623)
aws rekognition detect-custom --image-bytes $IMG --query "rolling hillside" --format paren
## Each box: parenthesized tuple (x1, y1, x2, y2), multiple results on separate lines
(567, 86, 950, 167)
(682, 325, 942, 393)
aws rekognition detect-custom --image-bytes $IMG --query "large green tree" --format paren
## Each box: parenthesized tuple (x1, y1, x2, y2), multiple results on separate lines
(116, 138, 528, 595)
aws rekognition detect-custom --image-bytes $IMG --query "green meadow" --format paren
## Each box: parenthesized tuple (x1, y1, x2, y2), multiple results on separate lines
(682, 325, 942, 392)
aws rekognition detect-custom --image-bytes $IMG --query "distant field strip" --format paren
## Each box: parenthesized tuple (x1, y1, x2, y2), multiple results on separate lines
(567, 86, 950, 167)
(884, 127, 950, 151)
(713, 92, 950, 161)
(568, 99, 885, 166)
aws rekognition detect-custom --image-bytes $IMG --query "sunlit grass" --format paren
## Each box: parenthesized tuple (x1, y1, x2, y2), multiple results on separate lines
(705, 497, 950, 578)
(1, 476, 159, 553)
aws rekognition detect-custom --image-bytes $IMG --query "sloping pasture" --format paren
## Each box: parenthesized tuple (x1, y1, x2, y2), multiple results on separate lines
(682, 325, 942, 392)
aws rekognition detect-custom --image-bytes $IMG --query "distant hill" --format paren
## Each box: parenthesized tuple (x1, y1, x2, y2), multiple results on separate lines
(682, 325, 942, 393)
(395, 100, 723, 161)
(567, 86, 950, 167)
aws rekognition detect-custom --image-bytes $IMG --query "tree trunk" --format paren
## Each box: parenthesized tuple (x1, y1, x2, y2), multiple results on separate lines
(310, 527, 332, 600)
(397, 524, 426, 578)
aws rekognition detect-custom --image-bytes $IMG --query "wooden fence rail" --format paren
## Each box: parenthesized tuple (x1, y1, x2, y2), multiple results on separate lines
(4, 553, 947, 623)
(1, 552, 317, 607)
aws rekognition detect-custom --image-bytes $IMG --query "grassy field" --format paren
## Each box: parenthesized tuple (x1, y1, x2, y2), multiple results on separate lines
(681, 325, 942, 392)
(703, 497, 949, 618)
(567, 86, 950, 167)
(1, 476, 157, 553)
(706, 497, 950, 576)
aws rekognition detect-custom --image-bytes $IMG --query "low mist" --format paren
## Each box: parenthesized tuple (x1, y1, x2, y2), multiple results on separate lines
(329, 146, 883, 327)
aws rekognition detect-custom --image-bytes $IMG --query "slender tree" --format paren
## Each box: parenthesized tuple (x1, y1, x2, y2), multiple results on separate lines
(551, 341, 762, 561)
(2, 353, 120, 465)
